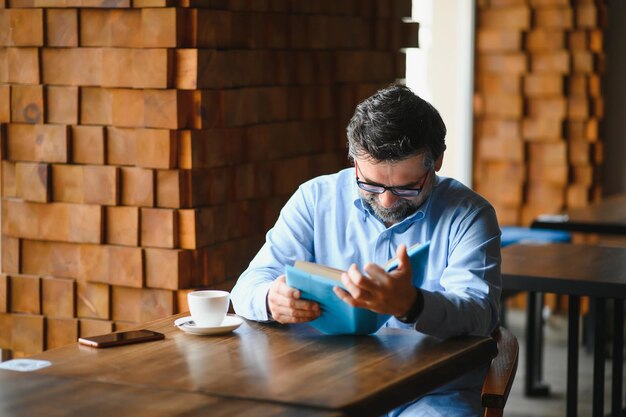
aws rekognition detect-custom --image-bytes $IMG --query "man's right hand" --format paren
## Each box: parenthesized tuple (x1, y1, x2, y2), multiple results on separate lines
(267, 275, 320, 324)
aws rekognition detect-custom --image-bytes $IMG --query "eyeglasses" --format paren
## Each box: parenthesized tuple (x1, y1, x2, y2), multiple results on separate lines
(355, 162, 430, 197)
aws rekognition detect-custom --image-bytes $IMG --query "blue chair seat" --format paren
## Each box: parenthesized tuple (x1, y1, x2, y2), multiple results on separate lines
(500, 226, 571, 248)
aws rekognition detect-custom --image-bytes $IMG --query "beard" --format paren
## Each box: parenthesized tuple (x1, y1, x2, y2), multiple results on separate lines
(361, 192, 421, 224)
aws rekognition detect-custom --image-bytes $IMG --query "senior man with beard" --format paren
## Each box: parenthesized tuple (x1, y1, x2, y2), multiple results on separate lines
(231, 84, 502, 416)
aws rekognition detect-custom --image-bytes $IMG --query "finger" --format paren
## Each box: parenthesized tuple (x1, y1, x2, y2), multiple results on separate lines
(333, 286, 369, 309)
(395, 244, 412, 274)
(268, 292, 317, 314)
(271, 302, 321, 324)
(272, 304, 321, 319)
(341, 268, 375, 303)
(348, 263, 381, 291)
(345, 264, 378, 295)
(273, 313, 318, 324)
(274, 275, 301, 299)
(362, 262, 390, 286)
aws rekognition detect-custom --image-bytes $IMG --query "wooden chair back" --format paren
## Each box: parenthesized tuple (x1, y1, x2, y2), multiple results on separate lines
(482, 326, 519, 417)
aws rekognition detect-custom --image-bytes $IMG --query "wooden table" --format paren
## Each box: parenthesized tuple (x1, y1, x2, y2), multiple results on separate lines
(531, 194, 626, 235)
(7, 314, 497, 417)
(502, 243, 626, 417)
(0, 370, 340, 417)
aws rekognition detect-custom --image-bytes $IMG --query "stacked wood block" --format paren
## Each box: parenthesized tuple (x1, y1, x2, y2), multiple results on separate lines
(0, 0, 417, 356)
(474, 0, 607, 225)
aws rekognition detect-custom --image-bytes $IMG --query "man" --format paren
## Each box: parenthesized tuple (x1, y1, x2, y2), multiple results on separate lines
(232, 84, 501, 416)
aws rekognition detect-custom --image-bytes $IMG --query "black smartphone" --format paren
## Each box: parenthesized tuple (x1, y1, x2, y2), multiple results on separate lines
(78, 329, 164, 348)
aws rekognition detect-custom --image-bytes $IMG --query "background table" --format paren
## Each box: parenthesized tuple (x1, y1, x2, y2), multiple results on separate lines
(531, 194, 626, 235)
(527, 194, 626, 396)
(502, 243, 626, 417)
(18, 314, 497, 417)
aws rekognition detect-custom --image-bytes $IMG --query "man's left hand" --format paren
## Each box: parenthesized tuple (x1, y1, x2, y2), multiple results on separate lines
(333, 244, 418, 317)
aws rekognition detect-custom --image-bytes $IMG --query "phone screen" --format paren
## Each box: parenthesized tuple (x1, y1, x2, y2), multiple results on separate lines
(78, 330, 164, 348)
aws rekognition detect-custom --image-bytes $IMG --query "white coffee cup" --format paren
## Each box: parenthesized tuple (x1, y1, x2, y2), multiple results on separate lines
(188, 290, 230, 328)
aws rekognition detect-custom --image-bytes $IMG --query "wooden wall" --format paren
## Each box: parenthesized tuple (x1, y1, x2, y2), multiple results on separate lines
(0, 0, 417, 356)
(473, 0, 607, 226)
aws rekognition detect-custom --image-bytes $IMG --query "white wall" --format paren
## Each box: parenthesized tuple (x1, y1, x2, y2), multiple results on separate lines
(406, 0, 475, 187)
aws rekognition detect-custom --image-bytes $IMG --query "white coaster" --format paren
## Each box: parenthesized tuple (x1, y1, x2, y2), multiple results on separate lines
(0, 359, 52, 372)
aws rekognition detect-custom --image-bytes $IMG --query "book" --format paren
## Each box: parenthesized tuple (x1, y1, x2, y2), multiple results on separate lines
(285, 241, 430, 335)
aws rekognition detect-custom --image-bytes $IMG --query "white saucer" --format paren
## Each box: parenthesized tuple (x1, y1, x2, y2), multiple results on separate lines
(174, 314, 243, 336)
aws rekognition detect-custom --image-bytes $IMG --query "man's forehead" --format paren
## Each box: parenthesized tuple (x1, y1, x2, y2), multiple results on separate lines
(357, 152, 427, 170)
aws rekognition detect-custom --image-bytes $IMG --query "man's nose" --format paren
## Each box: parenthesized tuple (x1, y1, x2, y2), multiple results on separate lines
(378, 190, 399, 208)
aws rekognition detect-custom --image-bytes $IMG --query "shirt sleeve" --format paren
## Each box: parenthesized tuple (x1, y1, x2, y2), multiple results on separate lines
(231, 185, 316, 321)
(413, 205, 502, 339)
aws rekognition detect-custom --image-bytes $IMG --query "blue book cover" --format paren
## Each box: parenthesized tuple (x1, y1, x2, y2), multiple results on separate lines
(285, 241, 430, 335)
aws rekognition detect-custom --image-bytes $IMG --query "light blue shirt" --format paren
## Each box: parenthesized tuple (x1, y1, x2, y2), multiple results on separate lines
(232, 168, 501, 339)
(231, 168, 502, 417)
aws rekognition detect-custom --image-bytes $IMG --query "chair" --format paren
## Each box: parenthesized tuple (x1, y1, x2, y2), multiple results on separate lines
(482, 326, 519, 417)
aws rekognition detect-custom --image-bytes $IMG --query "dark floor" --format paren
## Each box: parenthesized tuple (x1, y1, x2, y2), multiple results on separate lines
(505, 308, 619, 417)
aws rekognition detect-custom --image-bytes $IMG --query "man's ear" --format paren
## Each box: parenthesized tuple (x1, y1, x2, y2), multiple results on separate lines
(434, 152, 444, 172)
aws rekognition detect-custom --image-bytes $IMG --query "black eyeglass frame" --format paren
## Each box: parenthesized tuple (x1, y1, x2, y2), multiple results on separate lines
(354, 162, 430, 197)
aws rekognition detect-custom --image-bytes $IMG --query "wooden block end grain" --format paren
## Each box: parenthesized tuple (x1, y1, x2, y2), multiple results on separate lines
(141, 8, 185, 48)
(66, 203, 104, 244)
(136, 128, 177, 169)
(1, 236, 20, 275)
(46, 317, 79, 350)
(2, 161, 17, 198)
(140, 287, 175, 322)
(177, 208, 218, 249)
(156, 169, 192, 208)
(72, 126, 106, 165)
(11, 313, 45, 355)
(144, 89, 191, 130)
(42, 276, 75, 319)
(132, 48, 174, 89)
(0, 9, 44, 47)
(145, 248, 192, 290)
(7, 47, 40, 85)
(111, 285, 141, 322)
(46, 86, 79, 125)
(42, 48, 102, 87)
(101, 48, 134, 88)
(15, 162, 50, 203)
(52, 164, 84, 204)
(82, 165, 119, 206)
(477, 29, 521, 52)
(111, 88, 144, 128)
(11, 85, 44, 124)
(80, 87, 112, 125)
(109, 246, 144, 288)
(76, 281, 110, 320)
(20, 240, 51, 277)
(45, 9, 78, 47)
(79, 243, 109, 284)
(106, 206, 139, 247)
(140, 208, 178, 248)
(106, 127, 136, 166)
(121, 167, 154, 207)
(79, 318, 113, 338)
(9, 275, 41, 315)
(7, 124, 69, 164)
(0, 313, 11, 349)
(0, 85, 10, 123)
(0, 274, 8, 313)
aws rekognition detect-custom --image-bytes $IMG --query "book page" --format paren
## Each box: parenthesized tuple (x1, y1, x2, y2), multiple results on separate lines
(294, 261, 343, 282)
